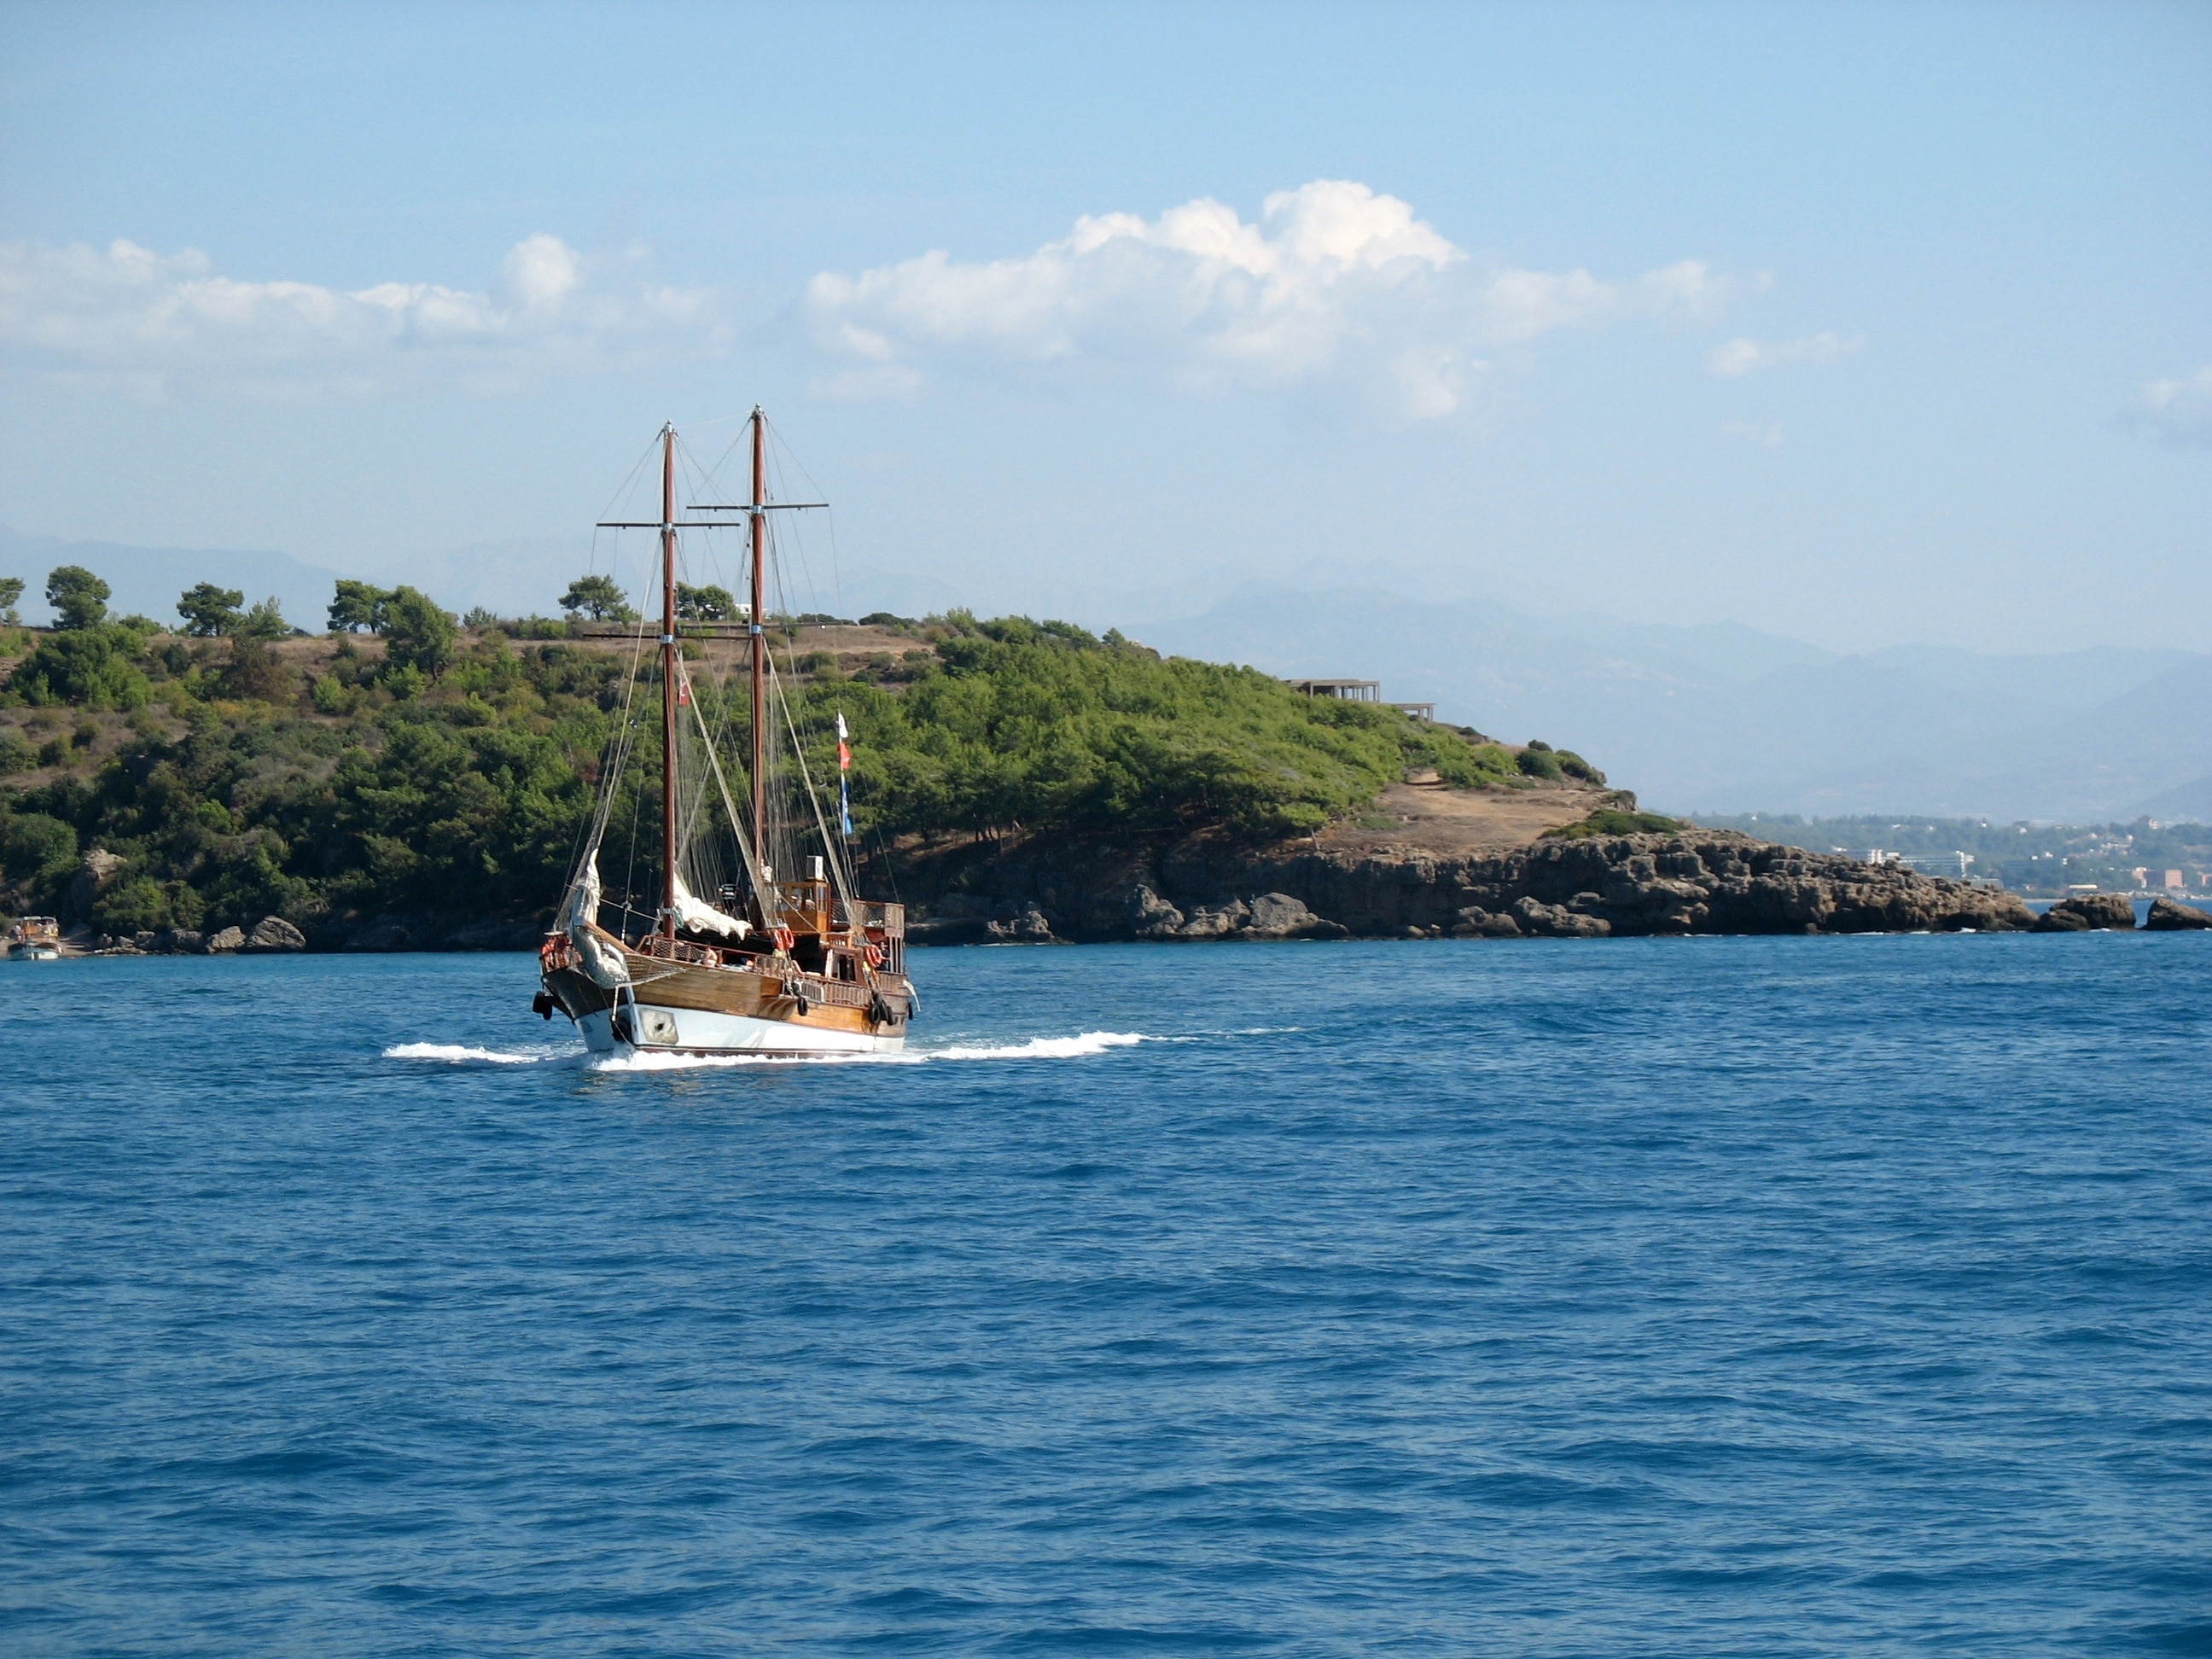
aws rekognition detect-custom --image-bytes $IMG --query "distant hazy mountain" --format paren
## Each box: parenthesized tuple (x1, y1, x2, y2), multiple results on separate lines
(0, 525, 346, 633)
(1135, 584, 2208, 822)
(2134, 773, 2212, 823)
(362, 538, 597, 620)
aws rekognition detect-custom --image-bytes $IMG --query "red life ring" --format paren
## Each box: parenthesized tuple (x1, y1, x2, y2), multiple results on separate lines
(773, 926, 795, 954)
(864, 942, 883, 969)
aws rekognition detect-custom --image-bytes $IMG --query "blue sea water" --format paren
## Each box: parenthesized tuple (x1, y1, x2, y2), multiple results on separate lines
(3, 935, 2209, 1656)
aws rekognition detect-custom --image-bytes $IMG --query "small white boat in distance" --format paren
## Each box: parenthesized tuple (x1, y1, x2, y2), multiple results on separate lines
(7, 917, 62, 960)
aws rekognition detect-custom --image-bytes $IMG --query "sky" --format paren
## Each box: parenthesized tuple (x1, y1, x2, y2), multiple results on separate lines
(0, 0, 2206, 652)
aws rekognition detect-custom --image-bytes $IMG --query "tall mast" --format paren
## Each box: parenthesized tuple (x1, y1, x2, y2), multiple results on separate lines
(659, 424, 678, 940)
(748, 408, 767, 886)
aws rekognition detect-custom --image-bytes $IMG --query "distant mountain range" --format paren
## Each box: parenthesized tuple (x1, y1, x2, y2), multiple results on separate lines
(0, 525, 606, 632)
(1134, 585, 2211, 824)
(0, 525, 350, 637)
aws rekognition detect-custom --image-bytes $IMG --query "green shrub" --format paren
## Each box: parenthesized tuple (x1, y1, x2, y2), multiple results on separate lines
(237, 597, 293, 640)
(382, 587, 457, 678)
(219, 637, 300, 704)
(45, 566, 110, 631)
(1516, 747, 1564, 781)
(1542, 808, 1685, 840)
(91, 875, 171, 934)
(178, 583, 246, 637)
(0, 728, 33, 774)
(1555, 748, 1605, 784)
(7, 626, 153, 710)
(558, 575, 635, 623)
(677, 584, 739, 622)
(3, 812, 76, 879)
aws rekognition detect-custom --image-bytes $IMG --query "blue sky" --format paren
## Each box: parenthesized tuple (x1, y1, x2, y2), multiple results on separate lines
(1, 1, 2205, 650)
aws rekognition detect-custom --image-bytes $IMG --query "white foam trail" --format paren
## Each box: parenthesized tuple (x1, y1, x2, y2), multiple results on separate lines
(589, 1048, 784, 1072)
(384, 1041, 561, 1065)
(585, 1030, 1149, 1072)
(930, 1031, 1145, 1060)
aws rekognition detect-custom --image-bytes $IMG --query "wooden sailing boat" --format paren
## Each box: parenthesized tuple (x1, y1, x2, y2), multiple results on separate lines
(536, 411, 915, 1056)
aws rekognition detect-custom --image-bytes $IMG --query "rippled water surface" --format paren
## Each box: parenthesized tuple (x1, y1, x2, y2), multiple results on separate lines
(4, 936, 2209, 1655)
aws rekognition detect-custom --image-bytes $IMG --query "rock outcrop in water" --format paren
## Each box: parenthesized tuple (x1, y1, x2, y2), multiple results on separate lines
(2144, 896, 2212, 931)
(246, 916, 307, 952)
(2034, 894, 2139, 932)
(898, 828, 2040, 943)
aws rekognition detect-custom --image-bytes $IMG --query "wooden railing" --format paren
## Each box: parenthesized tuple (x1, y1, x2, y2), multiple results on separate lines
(635, 935, 738, 969)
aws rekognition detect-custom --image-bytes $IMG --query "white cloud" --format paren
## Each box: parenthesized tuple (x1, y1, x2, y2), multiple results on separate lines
(804, 180, 1740, 418)
(1705, 331, 1865, 378)
(2125, 364, 2212, 448)
(0, 235, 717, 397)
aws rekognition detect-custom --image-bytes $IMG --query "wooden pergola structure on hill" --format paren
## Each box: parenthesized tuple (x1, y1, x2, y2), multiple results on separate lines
(1287, 677, 1435, 723)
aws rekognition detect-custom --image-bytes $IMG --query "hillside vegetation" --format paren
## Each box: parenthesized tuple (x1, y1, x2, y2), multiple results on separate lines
(0, 597, 1565, 940)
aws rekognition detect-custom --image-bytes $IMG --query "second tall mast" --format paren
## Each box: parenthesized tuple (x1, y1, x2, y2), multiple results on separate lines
(659, 424, 678, 940)
(748, 408, 767, 888)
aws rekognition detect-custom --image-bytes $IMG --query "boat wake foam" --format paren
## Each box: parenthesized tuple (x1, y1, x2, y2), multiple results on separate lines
(585, 1030, 1148, 1072)
(931, 1031, 1145, 1061)
(383, 1042, 572, 1066)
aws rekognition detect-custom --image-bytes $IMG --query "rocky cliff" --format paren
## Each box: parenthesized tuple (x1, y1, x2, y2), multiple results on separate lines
(894, 826, 2040, 943)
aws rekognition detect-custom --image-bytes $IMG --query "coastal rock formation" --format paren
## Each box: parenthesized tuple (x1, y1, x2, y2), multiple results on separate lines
(1244, 892, 1342, 939)
(1511, 897, 1610, 938)
(894, 827, 2040, 943)
(2034, 894, 2138, 932)
(987, 905, 1057, 943)
(68, 848, 125, 917)
(2143, 896, 2212, 931)
(95, 917, 309, 954)
(246, 916, 307, 952)
(1125, 884, 1185, 940)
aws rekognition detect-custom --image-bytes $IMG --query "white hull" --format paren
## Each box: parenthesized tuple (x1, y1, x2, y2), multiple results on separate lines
(579, 1002, 906, 1058)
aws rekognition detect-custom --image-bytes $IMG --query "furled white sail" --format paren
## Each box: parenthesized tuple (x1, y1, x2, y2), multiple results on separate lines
(565, 850, 630, 990)
(561, 853, 600, 934)
(671, 871, 751, 939)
